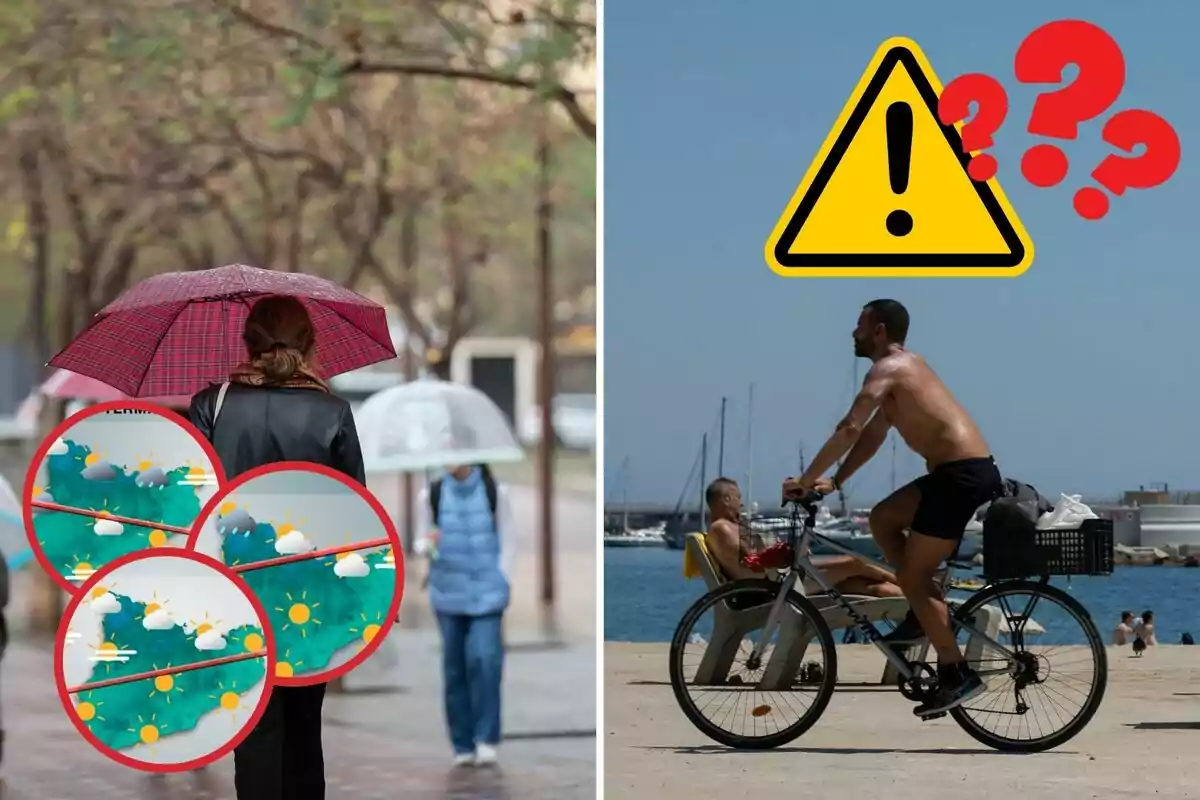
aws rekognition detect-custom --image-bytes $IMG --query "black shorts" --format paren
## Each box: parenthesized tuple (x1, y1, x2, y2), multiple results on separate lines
(910, 456, 1003, 541)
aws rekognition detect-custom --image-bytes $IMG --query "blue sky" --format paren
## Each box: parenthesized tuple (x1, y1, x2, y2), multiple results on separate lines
(603, 1, 1197, 506)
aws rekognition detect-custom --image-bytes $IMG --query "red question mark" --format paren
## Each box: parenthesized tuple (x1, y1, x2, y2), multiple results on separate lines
(1074, 109, 1181, 220)
(1014, 20, 1126, 188)
(938, 74, 1009, 182)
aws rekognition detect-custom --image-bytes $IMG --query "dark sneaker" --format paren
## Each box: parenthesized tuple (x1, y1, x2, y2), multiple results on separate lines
(914, 668, 985, 717)
(880, 610, 926, 645)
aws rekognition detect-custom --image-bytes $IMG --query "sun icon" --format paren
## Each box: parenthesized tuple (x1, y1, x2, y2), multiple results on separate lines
(209, 681, 252, 722)
(88, 582, 118, 600)
(89, 498, 121, 520)
(136, 591, 170, 619)
(89, 638, 131, 672)
(348, 610, 386, 646)
(128, 713, 167, 750)
(147, 665, 185, 703)
(134, 453, 160, 472)
(275, 648, 304, 679)
(268, 514, 307, 545)
(66, 553, 96, 580)
(75, 697, 104, 724)
(276, 590, 320, 638)
(147, 529, 169, 547)
(218, 500, 239, 516)
(242, 632, 265, 654)
(189, 612, 223, 637)
(76, 448, 106, 467)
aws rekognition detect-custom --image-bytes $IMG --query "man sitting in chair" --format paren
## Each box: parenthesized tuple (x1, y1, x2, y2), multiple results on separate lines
(705, 477, 902, 598)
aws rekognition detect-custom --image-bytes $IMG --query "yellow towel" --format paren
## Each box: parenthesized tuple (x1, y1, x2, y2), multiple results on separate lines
(682, 533, 708, 579)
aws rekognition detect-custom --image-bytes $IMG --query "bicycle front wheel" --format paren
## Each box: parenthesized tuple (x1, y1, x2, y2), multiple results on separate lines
(950, 580, 1107, 752)
(668, 578, 838, 750)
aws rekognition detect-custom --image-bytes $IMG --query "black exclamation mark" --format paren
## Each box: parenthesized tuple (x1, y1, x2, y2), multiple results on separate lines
(885, 101, 914, 237)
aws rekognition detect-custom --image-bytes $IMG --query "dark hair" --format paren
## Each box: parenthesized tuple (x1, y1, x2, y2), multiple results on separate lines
(705, 477, 737, 508)
(243, 295, 317, 382)
(1143, 610, 1154, 622)
(1121, 610, 1133, 621)
(863, 299, 910, 344)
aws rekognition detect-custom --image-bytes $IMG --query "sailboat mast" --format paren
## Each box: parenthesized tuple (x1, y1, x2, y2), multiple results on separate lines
(622, 456, 630, 531)
(746, 384, 755, 516)
(717, 397, 727, 476)
(699, 433, 709, 531)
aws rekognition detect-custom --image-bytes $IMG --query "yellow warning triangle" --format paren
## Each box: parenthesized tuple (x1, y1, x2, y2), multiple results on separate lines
(765, 37, 1034, 277)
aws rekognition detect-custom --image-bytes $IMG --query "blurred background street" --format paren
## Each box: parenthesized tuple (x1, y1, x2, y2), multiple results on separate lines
(0, 0, 596, 796)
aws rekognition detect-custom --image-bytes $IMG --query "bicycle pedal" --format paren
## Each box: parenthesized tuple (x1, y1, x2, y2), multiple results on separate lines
(919, 711, 947, 721)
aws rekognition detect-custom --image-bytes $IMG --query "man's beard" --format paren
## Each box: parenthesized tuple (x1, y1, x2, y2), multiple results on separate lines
(853, 338, 870, 357)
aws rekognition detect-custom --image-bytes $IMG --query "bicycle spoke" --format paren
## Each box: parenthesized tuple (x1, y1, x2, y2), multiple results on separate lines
(672, 583, 835, 746)
(952, 583, 1104, 749)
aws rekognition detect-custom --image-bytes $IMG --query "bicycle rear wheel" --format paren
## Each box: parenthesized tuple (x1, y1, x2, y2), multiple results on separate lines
(668, 578, 838, 750)
(949, 580, 1107, 752)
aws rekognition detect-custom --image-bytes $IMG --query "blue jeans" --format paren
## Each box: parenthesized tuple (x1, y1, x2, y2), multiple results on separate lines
(436, 612, 504, 755)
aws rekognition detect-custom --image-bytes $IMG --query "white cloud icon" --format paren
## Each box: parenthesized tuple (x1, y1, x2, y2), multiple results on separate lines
(90, 592, 121, 614)
(48, 437, 69, 456)
(194, 629, 227, 651)
(93, 518, 124, 536)
(274, 530, 315, 555)
(142, 608, 174, 630)
(333, 552, 370, 578)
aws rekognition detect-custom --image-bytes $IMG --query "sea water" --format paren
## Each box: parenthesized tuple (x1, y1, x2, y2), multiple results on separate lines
(604, 547, 1200, 645)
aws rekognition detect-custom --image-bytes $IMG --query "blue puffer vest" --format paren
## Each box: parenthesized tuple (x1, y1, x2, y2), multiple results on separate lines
(428, 468, 510, 617)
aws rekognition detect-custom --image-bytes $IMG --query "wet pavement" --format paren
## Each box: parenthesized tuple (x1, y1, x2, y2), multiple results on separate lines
(0, 629, 595, 798)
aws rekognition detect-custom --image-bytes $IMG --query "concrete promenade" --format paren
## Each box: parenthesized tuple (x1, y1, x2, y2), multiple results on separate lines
(605, 642, 1199, 799)
(0, 470, 598, 797)
(1, 629, 595, 798)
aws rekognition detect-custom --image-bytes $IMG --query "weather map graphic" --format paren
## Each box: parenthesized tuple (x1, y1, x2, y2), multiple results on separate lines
(25, 403, 222, 591)
(191, 463, 404, 686)
(57, 550, 274, 771)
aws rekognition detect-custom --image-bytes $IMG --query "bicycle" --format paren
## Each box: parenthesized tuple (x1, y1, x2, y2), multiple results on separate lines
(669, 491, 1111, 752)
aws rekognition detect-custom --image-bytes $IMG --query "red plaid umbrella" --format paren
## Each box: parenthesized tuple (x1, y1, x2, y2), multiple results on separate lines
(41, 369, 192, 406)
(48, 264, 397, 397)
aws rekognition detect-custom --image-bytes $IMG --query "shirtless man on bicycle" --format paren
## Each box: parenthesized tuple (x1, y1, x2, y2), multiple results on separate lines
(782, 299, 1003, 716)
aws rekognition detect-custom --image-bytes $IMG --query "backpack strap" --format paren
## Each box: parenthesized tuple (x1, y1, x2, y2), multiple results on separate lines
(428, 478, 443, 525)
(482, 470, 498, 517)
(212, 382, 230, 430)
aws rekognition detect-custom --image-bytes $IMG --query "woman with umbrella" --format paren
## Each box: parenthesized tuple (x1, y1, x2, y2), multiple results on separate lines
(188, 294, 366, 800)
(47, 264, 398, 798)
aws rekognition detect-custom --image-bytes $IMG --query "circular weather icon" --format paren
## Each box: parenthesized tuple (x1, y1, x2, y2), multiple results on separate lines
(189, 463, 405, 687)
(24, 401, 224, 592)
(55, 549, 275, 772)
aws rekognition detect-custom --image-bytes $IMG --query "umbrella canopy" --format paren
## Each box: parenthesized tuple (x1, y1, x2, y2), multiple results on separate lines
(355, 380, 524, 473)
(49, 264, 397, 397)
(41, 369, 192, 406)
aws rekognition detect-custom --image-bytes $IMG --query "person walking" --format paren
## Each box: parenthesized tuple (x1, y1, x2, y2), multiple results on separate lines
(417, 463, 514, 767)
(189, 295, 365, 800)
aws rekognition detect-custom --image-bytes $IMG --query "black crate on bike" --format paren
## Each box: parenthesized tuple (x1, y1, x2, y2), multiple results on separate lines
(983, 517, 1114, 581)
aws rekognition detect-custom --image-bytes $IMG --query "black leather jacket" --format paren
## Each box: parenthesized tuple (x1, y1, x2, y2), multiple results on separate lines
(189, 383, 366, 485)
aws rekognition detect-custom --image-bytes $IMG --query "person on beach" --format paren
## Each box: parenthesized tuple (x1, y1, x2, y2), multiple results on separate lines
(781, 299, 1004, 717)
(1140, 610, 1157, 646)
(190, 295, 365, 800)
(1113, 611, 1137, 645)
(704, 477, 903, 597)
(416, 463, 515, 768)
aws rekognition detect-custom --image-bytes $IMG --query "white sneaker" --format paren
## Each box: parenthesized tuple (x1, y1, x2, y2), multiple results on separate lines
(453, 752, 474, 767)
(474, 743, 498, 766)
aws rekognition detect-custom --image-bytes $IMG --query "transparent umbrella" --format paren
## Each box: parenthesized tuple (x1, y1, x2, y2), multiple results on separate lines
(0, 474, 27, 577)
(355, 379, 524, 473)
